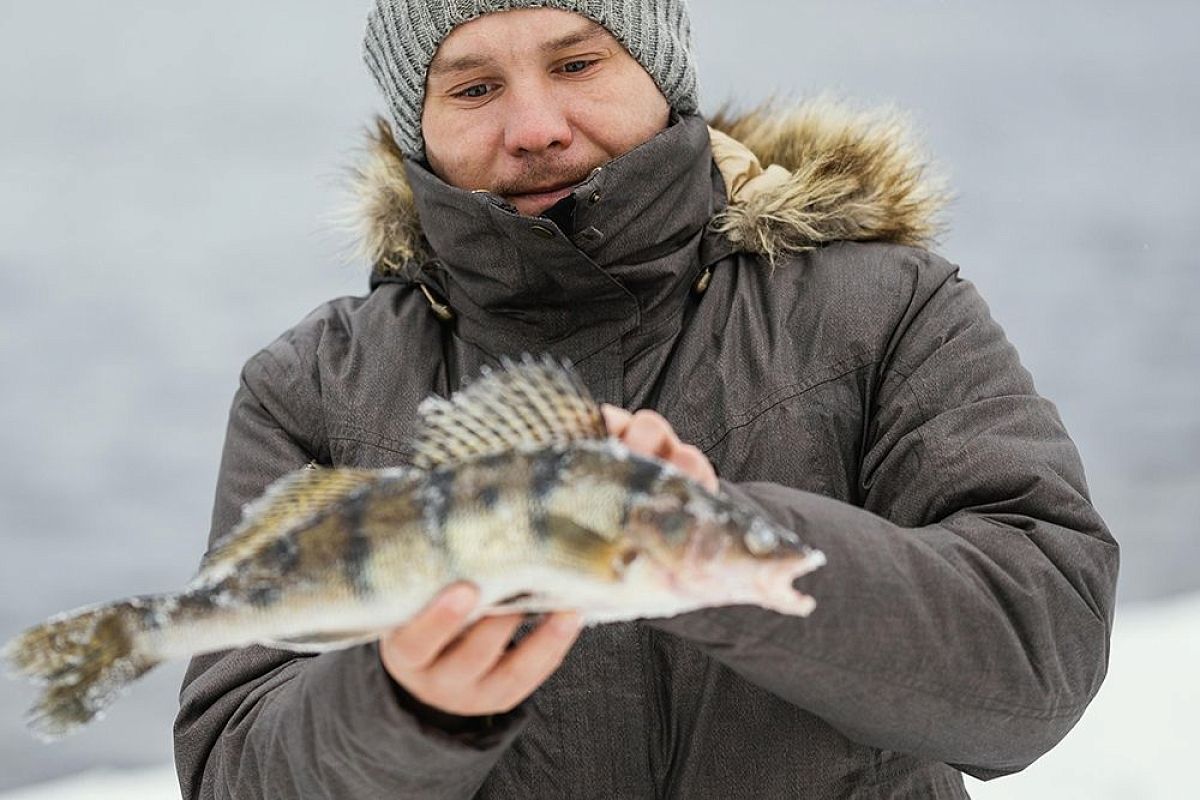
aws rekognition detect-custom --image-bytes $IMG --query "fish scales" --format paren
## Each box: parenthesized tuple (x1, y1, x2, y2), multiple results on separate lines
(4, 355, 826, 740)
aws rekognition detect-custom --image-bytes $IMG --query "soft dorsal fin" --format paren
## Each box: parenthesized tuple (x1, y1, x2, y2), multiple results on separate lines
(195, 466, 403, 580)
(410, 355, 607, 470)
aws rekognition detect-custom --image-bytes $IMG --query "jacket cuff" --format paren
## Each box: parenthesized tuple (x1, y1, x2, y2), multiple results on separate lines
(299, 643, 528, 782)
(383, 655, 526, 747)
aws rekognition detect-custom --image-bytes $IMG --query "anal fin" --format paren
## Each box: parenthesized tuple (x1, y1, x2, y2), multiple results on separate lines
(479, 592, 553, 616)
(258, 629, 383, 654)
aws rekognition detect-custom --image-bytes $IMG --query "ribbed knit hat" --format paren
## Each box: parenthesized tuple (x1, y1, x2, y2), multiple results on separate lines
(364, 0, 700, 159)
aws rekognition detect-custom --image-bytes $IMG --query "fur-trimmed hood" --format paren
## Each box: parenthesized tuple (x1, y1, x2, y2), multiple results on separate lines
(353, 96, 951, 276)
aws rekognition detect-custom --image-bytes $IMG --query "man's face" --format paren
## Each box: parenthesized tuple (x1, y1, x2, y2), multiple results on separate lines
(421, 8, 671, 217)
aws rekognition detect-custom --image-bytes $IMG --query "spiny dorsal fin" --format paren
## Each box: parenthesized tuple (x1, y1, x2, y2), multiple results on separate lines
(410, 355, 606, 470)
(195, 466, 403, 580)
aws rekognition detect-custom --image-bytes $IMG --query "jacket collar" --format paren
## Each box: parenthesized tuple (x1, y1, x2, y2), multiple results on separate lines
(354, 97, 952, 358)
(386, 114, 727, 361)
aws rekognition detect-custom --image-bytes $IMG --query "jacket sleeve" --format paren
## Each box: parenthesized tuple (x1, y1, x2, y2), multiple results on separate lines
(647, 254, 1119, 781)
(173, 333, 527, 799)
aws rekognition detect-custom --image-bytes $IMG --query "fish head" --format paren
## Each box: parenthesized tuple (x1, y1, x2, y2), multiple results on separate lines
(618, 457, 826, 618)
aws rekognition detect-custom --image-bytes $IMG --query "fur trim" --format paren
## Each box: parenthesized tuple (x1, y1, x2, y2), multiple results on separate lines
(351, 118, 427, 275)
(352, 96, 951, 276)
(708, 95, 951, 263)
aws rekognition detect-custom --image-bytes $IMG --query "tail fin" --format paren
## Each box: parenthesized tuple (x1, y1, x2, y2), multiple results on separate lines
(4, 598, 163, 740)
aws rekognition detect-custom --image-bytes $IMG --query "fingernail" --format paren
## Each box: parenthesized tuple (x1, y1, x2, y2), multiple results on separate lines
(440, 586, 475, 614)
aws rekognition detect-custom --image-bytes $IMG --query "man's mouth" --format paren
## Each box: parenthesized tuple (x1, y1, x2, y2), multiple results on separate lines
(498, 171, 594, 215)
(506, 183, 577, 210)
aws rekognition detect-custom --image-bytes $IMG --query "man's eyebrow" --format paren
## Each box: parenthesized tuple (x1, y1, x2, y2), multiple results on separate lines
(428, 23, 609, 78)
(540, 22, 609, 54)
(428, 53, 494, 78)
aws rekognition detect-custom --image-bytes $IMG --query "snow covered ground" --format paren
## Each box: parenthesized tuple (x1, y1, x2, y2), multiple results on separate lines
(0, 766, 180, 800)
(1, 593, 1196, 799)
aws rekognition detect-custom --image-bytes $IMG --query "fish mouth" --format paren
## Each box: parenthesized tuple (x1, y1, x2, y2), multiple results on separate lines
(752, 551, 826, 617)
(647, 543, 825, 618)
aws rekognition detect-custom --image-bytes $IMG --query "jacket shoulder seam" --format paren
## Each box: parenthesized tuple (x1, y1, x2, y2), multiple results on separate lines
(242, 336, 330, 463)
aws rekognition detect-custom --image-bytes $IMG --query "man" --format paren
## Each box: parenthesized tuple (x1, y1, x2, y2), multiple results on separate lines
(174, 1, 1119, 797)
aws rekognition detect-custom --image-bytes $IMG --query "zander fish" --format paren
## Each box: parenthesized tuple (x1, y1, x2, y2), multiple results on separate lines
(4, 356, 826, 740)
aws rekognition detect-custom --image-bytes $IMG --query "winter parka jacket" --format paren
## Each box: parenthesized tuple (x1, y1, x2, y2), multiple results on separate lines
(173, 103, 1119, 799)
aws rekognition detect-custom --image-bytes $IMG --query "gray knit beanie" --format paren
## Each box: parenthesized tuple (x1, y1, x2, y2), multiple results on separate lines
(364, 0, 699, 159)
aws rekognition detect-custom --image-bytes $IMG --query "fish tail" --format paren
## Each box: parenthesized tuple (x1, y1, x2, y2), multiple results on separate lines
(3, 597, 164, 740)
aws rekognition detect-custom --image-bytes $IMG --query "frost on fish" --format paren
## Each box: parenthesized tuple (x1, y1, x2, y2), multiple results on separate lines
(4, 354, 825, 739)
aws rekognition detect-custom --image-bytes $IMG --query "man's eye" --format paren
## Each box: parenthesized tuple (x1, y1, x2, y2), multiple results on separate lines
(560, 60, 594, 74)
(458, 84, 492, 99)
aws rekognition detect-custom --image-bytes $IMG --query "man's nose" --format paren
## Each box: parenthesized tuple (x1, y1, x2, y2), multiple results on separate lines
(503, 83, 573, 155)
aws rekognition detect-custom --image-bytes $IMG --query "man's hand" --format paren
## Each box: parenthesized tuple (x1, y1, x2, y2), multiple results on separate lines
(380, 583, 582, 716)
(601, 405, 719, 493)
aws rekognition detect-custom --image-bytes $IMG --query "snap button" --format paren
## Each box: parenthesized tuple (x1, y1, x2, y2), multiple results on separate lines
(530, 224, 556, 239)
(589, 191, 602, 205)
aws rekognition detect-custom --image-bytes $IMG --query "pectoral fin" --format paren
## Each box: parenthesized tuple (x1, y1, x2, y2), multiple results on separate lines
(543, 514, 640, 581)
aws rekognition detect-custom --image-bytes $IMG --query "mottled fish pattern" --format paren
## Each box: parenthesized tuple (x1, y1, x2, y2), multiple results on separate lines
(4, 356, 825, 740)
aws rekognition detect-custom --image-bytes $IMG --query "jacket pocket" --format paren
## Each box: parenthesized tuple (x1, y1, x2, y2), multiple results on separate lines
(703, 370, 869, 504)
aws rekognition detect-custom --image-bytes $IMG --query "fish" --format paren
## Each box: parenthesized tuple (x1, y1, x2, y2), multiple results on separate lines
(4, 355, 826, 740)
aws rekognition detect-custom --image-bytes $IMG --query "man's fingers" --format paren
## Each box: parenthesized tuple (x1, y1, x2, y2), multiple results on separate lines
(432, 613, 526, 683)
(674, 444, 718, 492)
(602, 406, 717, 491)
(623, 410, 678, 459)
(478, 612, 583, 709)
(600, 404, 632, 437)
(383, 582, 479, 670)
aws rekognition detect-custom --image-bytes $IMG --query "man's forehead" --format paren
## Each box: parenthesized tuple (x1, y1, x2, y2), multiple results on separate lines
(428, 15, 610, 77)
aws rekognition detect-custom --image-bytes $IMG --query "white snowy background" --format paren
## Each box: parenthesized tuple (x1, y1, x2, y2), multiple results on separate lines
(1, 1, 1196, 797)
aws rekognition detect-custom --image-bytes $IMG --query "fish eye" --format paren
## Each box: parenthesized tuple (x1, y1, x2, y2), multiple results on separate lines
(744, 525, 779, 556)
